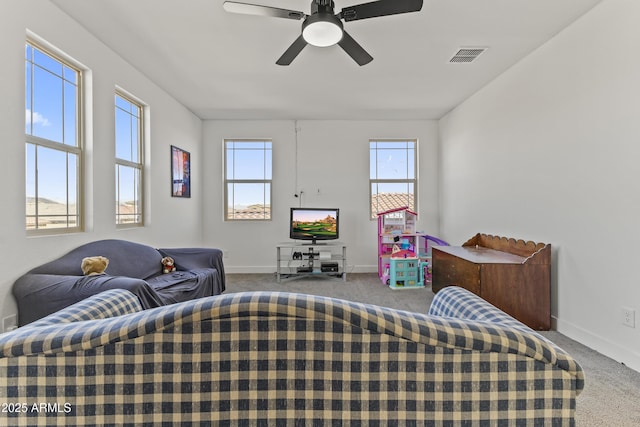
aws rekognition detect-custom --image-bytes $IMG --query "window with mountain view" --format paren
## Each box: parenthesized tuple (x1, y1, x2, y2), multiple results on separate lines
(369, 140, 417, 218)
(25, 40, 82, 233)
(115, 92, 144, 226)
(224, 140, 272, 220)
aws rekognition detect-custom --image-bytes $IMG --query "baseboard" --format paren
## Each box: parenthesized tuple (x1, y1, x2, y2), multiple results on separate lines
(348, 265, 378, 273)
(224, 266, 274, 274)
(224, 265, 378, 274)
(555, 316, 640, 373)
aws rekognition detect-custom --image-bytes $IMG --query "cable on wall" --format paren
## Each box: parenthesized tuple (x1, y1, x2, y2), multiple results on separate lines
(294, 119, 298, 194)
(293, 120, 304, 207)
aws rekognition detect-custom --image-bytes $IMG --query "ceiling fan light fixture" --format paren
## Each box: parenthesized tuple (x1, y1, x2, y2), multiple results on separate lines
(302, 13, 343, 47)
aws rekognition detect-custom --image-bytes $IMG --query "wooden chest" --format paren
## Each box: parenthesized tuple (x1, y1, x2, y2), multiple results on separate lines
(432, 234, 551, 330)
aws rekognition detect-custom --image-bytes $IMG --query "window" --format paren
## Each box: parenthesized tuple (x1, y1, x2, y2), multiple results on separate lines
(369, 140, 417, 218)
(115, 92, 144, 226)
(224, 140, 272, 220)
(25, 41, 82, 232)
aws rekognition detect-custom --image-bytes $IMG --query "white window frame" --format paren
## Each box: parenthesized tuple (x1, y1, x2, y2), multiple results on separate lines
(115, 90, 144, 227)
(224, 139, 272, 221)
(25, 39, 83, 234)
(369, 139, 417, 219)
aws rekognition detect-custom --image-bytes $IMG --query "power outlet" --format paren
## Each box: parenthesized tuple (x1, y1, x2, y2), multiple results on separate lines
(621, 307, 636, 328)
(2, 314, 17, 333)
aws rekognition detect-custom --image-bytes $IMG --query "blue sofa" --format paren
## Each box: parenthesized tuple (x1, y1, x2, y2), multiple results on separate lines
(0, 286, 583, 426)
(12, 239, 225, 326)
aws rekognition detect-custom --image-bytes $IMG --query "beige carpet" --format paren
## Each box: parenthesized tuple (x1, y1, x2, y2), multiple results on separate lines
(226, 273, 640, 426)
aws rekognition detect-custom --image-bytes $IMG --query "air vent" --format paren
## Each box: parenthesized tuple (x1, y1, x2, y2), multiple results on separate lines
(450, 47, 487, 63)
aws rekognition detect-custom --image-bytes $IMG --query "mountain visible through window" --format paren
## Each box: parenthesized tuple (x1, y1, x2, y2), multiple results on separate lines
(224, 140, 272, 220)
(25, 40, 82, 232)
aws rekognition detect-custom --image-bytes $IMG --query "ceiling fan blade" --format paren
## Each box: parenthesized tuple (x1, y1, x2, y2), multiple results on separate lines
(338, 31, 373, 66)
(223, 1, 306, 20)
(276, 35, 308, 66)
(340, 0, 423, 22)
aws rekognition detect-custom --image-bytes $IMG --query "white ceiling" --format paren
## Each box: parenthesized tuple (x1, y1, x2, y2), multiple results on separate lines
(51, 0, 602, 120)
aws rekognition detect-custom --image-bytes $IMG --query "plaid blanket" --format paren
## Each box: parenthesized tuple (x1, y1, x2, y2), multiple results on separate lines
(0, 287, 583, 426)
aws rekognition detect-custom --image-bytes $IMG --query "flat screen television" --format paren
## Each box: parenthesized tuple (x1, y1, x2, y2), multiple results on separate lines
(290, 208, 339, 244)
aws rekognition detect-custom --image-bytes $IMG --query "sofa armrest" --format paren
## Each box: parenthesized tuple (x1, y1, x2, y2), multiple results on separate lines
(0, 289, 145, 357)
(429, 286, 584, 392)
(429, 285, 527, 330)
(27, 289, 143, 328)
(13, 273, 163, 326)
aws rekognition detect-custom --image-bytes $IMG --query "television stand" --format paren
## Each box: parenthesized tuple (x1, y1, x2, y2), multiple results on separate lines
(276, 242, 347, 283)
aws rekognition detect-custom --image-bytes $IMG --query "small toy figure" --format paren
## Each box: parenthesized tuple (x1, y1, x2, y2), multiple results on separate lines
(161, 256, 177, 274)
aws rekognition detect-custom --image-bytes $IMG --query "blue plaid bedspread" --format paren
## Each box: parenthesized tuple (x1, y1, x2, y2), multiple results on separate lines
(0, 286, 583, 426)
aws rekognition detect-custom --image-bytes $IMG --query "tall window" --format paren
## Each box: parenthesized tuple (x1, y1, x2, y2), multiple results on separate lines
(115, 92, 143, 226)
(25, 41, 82, 232)
(224, 140, 272, 220)
(369, 140, 417, 218)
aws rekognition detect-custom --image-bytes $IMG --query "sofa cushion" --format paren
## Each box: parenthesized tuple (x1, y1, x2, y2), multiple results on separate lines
(29, 239, 163, 280)
(146, 268, 215, 305)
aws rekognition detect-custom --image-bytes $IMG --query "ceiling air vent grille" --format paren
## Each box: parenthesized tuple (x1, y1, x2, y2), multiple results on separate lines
(450, 47, 487, 63)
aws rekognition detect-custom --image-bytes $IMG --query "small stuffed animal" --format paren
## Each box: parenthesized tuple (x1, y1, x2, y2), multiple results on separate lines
(161, 256, 176, 274)
(81, 256, 109, 276)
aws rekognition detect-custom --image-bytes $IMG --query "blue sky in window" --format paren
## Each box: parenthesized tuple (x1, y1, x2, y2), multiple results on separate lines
(115, 95, 140, 163)
(226, 142, 272, 209)
(369, 141, 415, 180)
(25, 44, 79, 205)
(115, 95, 141, 204)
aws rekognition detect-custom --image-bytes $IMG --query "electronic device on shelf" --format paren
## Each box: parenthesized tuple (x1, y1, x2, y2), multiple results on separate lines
(276, 242, 347, 283)
(290, 207, 339, 245)
(321, 262, 339, 272)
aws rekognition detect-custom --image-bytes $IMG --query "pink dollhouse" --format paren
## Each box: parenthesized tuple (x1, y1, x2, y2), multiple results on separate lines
(376, 207, 448, 289)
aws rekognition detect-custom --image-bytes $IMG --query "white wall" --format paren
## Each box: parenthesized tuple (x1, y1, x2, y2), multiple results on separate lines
(439, 0, 640, 371)
(0, 2, 204, 321)
(203, 120, 440, 274)
(0, 2, 440, 325)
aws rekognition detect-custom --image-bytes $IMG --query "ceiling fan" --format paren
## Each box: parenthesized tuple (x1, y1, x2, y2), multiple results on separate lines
(223, 0, 423, 66)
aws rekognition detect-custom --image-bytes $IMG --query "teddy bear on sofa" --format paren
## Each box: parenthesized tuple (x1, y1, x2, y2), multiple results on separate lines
(161, 256, 176, 274)
(81, 256, 109, 276)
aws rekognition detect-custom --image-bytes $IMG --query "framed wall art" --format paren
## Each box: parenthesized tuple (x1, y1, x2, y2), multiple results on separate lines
(171, 145, 191, 198)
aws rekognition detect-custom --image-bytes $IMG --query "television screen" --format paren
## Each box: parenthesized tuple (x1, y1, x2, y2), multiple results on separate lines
(290, 208, 339, 243)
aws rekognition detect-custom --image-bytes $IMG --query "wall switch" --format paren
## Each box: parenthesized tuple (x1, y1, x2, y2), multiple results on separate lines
(2, 314, 17, 333)
(621, 307, 636, 328)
